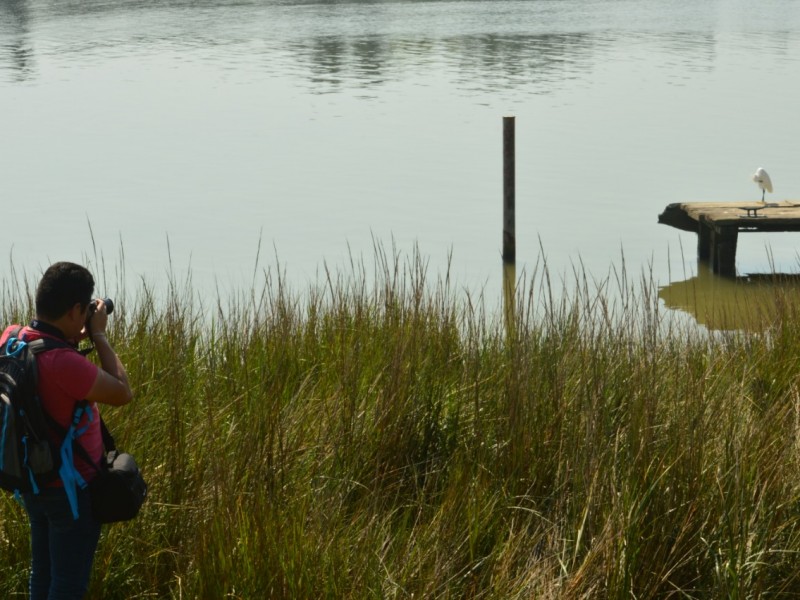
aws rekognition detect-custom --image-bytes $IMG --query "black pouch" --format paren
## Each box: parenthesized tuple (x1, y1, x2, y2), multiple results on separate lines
(89, 449, 148, 524)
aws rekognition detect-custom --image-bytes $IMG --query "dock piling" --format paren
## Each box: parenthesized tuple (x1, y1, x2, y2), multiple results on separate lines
(710, 224, 738, 277)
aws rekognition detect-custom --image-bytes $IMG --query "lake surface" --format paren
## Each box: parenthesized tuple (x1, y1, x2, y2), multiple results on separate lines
(2, 0, 800, 324)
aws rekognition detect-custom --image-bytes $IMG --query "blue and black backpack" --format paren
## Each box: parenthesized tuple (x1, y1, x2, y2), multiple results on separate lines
(0, 328, 94, 506)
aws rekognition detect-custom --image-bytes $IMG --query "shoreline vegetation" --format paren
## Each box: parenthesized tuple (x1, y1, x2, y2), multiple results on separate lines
(3, 251, 800, 598)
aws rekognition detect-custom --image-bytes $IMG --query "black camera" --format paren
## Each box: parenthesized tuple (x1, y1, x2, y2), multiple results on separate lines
(82, 298, 114, 352)
(87, 297, 114, 320)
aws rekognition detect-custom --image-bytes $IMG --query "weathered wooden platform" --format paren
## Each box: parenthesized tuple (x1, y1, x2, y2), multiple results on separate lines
(658, 201, 800, 276)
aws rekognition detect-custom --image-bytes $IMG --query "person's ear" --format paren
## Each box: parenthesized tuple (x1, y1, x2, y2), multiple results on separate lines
(69, 302, 86, 323)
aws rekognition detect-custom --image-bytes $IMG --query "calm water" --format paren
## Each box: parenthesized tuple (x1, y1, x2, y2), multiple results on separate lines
(2, 0, 800, 324)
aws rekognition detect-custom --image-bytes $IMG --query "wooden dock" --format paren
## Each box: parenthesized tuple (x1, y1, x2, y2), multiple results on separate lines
(658, 201, 800, 276)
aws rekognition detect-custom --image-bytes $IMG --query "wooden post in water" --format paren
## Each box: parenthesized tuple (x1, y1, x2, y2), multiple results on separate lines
(697, 221, 711, 262)
(503, 116, 516, 334)
(711, 225, 738, 277)
(699, 216, 738, 277)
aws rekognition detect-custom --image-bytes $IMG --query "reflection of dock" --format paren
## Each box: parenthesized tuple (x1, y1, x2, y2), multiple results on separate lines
(658, 201, 800, 277)
(659, 264, 800, 331)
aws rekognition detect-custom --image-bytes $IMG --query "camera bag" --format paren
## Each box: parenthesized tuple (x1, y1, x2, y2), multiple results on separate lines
(88, 449, 147, 523)
(74, 418, 148, 524)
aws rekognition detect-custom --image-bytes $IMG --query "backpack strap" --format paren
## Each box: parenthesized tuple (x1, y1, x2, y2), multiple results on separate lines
(58, 401, 94, 519)
(55, 417, 116, 469)
(46, 402, 115, 462)
(3, 326, 24, 357)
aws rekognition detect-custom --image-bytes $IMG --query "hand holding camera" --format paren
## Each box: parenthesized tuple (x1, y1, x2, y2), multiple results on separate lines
(86, 297, 114, 339)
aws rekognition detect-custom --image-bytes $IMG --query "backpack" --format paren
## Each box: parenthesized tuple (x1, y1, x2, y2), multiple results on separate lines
(0, 327, 74, 495)
(0, 326, 146, 522)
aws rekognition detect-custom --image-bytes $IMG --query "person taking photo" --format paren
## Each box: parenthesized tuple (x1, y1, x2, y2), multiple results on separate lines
(0, 261, 133, 600)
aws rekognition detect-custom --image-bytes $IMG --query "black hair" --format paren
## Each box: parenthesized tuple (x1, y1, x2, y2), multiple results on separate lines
(35, 262, 95, 321)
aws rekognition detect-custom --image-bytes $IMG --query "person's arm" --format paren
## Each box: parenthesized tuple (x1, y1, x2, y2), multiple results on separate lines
(85, 335, 133, 406)
(83, 300, 133, 406)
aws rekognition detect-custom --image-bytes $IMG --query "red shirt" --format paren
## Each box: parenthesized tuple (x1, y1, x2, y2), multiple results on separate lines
(1, 325, 103, 484)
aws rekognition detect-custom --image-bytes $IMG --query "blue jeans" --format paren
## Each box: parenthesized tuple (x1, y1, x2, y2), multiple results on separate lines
(22, 487, 102, 600)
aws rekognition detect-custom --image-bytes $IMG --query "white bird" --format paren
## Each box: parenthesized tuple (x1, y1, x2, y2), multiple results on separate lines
(752, 167, 773, 203)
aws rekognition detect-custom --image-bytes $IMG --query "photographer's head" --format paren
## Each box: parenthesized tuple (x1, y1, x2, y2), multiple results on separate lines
(35, 262, 95, 336)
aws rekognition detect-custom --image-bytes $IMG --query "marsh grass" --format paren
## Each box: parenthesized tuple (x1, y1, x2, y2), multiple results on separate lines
(3, 250, 800, 598)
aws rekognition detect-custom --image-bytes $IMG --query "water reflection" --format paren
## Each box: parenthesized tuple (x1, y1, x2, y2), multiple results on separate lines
(0, 0, 741, 95)
(659, 264, 800, 331)
(288, 32, 598, 94)
(448, 33, 597, 94)
(0, 0, 35, 82)
(292, 35, 390, 92)
(3, 1, 796, 93)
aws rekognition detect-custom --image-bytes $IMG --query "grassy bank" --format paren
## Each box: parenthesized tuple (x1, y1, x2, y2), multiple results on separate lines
(3, 255, 800, 598)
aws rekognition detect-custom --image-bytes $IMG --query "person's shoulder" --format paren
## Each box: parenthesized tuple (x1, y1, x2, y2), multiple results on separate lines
(42, 344, 98, 384)
(0, 324, 23, 346)
(38, 341, 98, 398)
(19, 327, 70, 349)
(29, 332, 87, 364)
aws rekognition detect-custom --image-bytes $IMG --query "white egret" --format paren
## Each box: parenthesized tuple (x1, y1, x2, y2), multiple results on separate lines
(752, 167, 773, 202)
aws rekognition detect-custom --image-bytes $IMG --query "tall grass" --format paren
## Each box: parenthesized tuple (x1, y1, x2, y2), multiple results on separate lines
(3, 250, 800, 598)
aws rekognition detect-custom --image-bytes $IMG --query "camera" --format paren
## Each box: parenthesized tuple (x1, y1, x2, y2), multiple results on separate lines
(87, 297, 114, 322)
